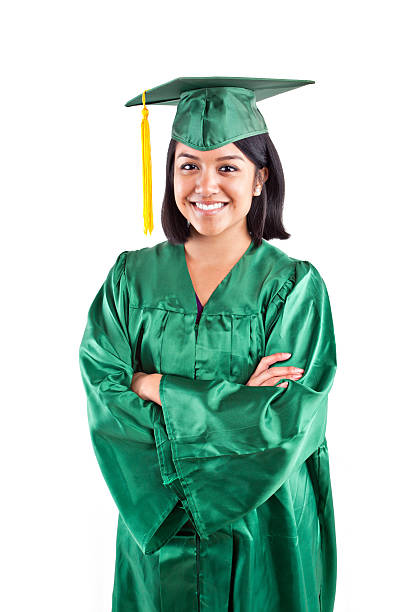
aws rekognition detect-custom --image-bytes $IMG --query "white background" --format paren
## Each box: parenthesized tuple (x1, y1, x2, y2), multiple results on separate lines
(1, 1, 407, 610)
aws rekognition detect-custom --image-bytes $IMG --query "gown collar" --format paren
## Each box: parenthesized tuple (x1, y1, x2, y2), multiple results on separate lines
(168, 238, 263, 315)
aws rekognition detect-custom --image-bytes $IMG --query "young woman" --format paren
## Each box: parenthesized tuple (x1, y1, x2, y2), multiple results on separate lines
(79, 78, 337, 612)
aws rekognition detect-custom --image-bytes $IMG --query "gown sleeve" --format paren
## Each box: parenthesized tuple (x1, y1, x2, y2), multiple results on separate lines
(156, 259, 337, 539)
(78, 251, 190, 555)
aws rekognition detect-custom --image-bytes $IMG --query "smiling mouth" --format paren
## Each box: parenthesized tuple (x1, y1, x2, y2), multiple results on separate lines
(189, 201, 229, 211)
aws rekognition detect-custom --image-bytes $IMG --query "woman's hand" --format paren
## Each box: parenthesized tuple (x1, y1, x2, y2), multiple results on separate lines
(131, 372, 163, 406)
(246, 353, 304, 388)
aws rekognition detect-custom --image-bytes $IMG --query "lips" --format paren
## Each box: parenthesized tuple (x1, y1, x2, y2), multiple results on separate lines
(189, 201, 229, 215)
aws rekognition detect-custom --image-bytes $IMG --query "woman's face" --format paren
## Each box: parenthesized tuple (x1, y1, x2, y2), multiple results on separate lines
(173, 141, 268, 238)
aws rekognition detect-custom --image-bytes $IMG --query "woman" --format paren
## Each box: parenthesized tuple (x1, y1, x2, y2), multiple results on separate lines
(79, 77, 337, 612)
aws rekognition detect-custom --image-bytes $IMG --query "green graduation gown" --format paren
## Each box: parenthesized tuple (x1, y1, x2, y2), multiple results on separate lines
(78, 238, 337, 612)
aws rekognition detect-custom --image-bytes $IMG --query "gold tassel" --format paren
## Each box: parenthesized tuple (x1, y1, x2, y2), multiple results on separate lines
(141, 90, 153, 235)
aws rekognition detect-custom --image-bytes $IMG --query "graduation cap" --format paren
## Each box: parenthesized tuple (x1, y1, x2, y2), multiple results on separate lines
(125, 76, 315, 235)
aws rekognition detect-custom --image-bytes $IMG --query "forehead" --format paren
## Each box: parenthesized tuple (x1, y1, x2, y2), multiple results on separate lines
(174, 140, 247, 162)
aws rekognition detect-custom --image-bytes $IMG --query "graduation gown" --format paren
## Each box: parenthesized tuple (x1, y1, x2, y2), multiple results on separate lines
(78, 238, 337, 612)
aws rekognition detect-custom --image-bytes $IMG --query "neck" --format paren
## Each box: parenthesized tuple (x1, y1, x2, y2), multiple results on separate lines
(184, 224, 252, 266)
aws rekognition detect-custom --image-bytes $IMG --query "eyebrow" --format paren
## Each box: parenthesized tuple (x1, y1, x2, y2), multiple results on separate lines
(176, 152, 245, 162)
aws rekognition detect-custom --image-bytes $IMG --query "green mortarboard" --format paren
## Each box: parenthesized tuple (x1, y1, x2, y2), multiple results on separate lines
(125, 76, 315, 235)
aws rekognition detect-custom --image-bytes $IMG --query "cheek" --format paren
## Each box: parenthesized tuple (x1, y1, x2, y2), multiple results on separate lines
(227, 176, 254, 198)
(174, 174, 192, 199)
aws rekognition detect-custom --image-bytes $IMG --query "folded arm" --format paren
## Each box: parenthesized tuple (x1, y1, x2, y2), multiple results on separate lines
(154, 260, 337, 538)
(78, 251, 191, 555)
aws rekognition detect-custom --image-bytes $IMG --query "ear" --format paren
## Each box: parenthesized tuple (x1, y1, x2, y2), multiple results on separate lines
(253, 167, 269, 195)
(261, 167, 269, 183)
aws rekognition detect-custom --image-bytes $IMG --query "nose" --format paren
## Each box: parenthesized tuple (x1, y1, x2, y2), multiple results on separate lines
(194, 167, 220, 196)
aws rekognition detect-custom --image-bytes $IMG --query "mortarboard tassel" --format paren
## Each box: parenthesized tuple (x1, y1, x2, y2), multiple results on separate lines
(141, 90, 153, 235)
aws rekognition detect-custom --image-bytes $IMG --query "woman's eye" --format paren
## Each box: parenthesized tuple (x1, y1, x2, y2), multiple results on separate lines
(220, 165, 238, 172)
(180, 163, 197, 170)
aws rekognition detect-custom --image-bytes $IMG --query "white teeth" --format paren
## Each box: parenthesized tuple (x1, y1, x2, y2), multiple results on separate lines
(193, 202, 227, 210)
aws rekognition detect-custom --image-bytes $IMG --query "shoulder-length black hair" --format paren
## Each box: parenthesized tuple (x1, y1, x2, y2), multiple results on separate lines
(161, 133, 290, 247)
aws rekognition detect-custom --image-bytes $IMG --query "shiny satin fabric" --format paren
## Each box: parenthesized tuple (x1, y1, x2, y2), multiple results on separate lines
(124, 78, 314, 152)
(78, 238, 337, 611)
(171, 87, 268, 150)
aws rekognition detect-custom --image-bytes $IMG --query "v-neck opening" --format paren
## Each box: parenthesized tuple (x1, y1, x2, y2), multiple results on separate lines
(195, 293, 203, 308)
(181, 238, 255, 313)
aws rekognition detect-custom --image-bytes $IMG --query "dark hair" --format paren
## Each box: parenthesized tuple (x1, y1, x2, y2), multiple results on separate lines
(161, 133, 290, 247)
